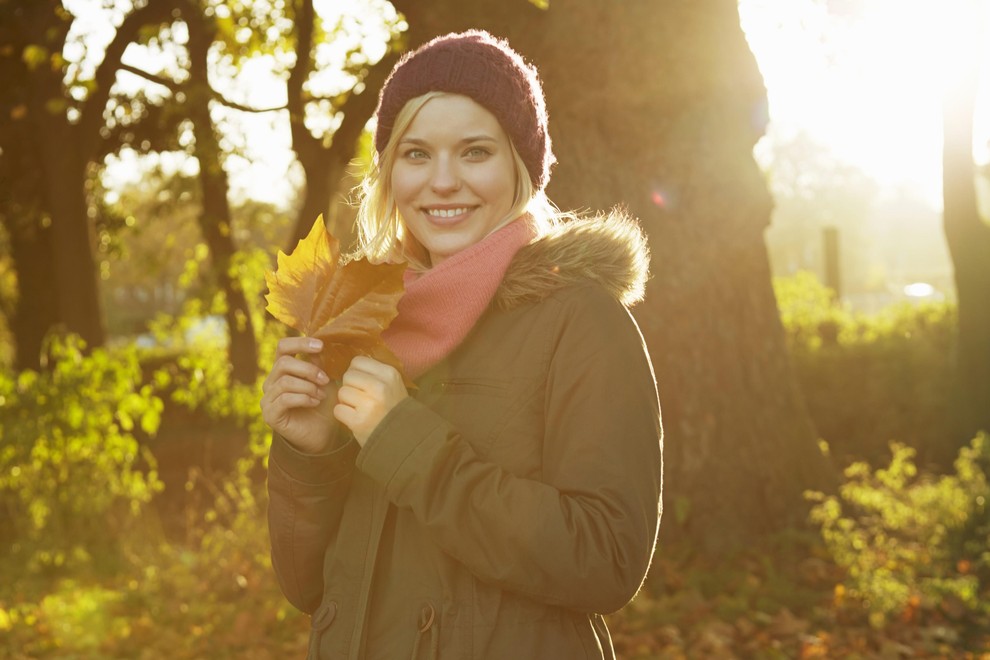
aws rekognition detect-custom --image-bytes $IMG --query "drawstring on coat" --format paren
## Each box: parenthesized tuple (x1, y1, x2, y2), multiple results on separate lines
(409, 603, 439, 660)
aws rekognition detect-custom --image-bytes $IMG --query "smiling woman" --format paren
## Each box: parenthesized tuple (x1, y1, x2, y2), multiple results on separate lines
(260, 29, 663, 660)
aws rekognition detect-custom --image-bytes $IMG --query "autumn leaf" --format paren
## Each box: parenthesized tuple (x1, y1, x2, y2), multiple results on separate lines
(264, 215, 407, 380)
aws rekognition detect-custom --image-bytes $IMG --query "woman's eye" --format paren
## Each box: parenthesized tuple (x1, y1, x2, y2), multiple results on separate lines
(465, 147, 491, 159)
(404, 149, 428, 160)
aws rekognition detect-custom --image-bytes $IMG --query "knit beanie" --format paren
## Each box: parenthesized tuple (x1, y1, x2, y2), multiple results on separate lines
(374, 30, 555, 191)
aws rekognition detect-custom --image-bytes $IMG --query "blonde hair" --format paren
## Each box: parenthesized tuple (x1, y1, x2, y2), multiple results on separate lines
(352, 92, 564, 270)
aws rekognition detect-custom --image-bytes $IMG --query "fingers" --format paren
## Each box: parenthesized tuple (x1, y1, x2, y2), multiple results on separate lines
(261, 374, 328, 419)
(333, 356, 409, 446)
(263, 337, 330, 394)
(268, 374, 328, 403)
(276, 336, 324, 358)
(347, 355, 402, 382)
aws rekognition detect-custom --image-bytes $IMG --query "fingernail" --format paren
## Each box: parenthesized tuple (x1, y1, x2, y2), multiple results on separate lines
(317, 371, 329, 384)
(309, 339, 322, 351)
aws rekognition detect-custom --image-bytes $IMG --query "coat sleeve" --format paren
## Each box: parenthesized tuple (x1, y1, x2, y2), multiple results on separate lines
(356, 286, 664, 614)
(266, 432, 360, 614)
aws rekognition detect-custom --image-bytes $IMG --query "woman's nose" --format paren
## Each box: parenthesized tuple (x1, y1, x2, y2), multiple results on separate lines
(430, 157, 461, 194)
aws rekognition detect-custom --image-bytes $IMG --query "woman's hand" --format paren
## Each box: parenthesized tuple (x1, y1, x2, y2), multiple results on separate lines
(334, 356, 409, 446)
(261, 337, 337, 454)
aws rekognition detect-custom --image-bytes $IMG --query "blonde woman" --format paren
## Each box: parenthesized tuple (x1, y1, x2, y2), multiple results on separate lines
(261, 30, 663, 660)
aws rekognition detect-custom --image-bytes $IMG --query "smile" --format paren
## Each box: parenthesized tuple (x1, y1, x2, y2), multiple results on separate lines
(425, 207, 473, 218)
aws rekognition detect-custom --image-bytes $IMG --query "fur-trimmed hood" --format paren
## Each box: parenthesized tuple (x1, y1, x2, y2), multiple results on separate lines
(494, 209, 651, 311)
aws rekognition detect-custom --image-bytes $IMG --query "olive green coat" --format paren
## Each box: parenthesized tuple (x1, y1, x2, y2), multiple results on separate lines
(267, 214, 663, 659)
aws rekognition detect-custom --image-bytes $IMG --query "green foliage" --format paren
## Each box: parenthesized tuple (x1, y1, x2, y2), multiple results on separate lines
(807, 434, 990, 628)
(0, 224, 15, 370)
(0, 335, 164, 570)
(774, 271, 957, 467)
(0, 300, 299, 656)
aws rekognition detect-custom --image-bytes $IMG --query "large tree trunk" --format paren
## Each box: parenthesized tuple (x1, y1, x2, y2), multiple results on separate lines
(387, 0, 834, 550)
(22, 4, 106, 355)
(184, 1, 258, 384)
(0, 4, 57, 369)
(5, 219, 58, 370)
(537, 0, 833, 549)
(943, 5, 990, 443)
(1, 0, 176, 368)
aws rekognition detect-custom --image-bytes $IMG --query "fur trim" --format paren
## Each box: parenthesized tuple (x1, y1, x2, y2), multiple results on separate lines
(494, 209, 651, 310)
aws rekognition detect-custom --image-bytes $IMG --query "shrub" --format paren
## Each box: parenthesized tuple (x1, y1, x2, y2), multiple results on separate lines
(807, 433, 990, 629)
(0, 335, 164, 571)
(774, 272, 957, 467)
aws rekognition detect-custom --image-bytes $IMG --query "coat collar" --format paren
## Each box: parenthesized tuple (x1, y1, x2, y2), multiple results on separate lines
(493, 209, 651, 311)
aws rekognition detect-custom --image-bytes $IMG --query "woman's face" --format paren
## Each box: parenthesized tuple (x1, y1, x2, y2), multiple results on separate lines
(391, 94, 517, 267)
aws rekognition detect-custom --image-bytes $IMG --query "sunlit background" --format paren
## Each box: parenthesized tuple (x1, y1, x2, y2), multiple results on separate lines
(73, 0, 990, 310)
(6, 3, 990, 656)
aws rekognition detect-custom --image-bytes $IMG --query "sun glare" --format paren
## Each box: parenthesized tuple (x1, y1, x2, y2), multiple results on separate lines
(740, 0, 990, 204)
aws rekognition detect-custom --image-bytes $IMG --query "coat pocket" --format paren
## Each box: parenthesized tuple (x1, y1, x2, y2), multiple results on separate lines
(430, 378, 513, 454)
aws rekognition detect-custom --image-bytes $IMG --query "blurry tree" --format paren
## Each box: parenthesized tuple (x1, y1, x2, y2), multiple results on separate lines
(942, 2, 990, 441)
(181, 0, 257, 382)
(0, 0, 175, 369)
(0, 0, 407, 375)
(379, 0, 835, 549)
(283, 0, 401, 248)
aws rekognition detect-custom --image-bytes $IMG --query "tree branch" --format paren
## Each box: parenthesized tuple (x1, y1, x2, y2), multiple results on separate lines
(287, 0, 319, 165)
(213, 92, 286, 114)
(116, 63, 181, 92)
(79, 0, 179, 159)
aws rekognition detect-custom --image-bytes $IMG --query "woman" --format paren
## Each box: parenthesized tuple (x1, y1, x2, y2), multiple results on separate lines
(261, 30, 663, 660)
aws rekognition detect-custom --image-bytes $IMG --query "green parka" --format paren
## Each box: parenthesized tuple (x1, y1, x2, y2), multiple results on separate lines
(267, 213, 663, 660)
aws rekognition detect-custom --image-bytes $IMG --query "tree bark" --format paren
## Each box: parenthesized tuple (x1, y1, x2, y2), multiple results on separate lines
(184, 1, 258, 384)
(0, 2, 57, 369)
(20, 2, 105, 356)
(5, 219, 57, 370)
(943, 5, 990, 442)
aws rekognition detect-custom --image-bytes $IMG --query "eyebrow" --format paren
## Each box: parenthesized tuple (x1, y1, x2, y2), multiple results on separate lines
(399, 135, 499, 146)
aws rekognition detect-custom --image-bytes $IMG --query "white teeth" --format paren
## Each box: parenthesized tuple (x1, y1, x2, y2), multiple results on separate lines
(426, 207, 470, 218)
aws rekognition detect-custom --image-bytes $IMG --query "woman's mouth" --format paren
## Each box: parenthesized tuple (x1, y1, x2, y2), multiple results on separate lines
(423, 206, 475, 223)
(426, 207, 472, 218)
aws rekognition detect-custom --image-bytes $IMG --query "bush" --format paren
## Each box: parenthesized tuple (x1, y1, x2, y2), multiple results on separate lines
(774, 272, 957, 467)
(807, 434, 990, 630)
(0, 313, 307, 658)
(0, 335, 163, 571)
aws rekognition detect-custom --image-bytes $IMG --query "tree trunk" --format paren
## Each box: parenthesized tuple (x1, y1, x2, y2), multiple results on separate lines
(185, 2, 258, 384)
(536, 0, 834, 549)
(386, 0, 834, 550)
(285, 0, 399, 251)
(1, 0, 176, 368)
(34, 120, 106, 352)
(23, 5, 106, 355)
(943, 5, 990, 442)
(0, 3, 56, 369)
(5, 218, 58, 370)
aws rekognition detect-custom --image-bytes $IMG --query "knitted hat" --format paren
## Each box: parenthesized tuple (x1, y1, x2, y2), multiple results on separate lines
(374, 30, 555, 191)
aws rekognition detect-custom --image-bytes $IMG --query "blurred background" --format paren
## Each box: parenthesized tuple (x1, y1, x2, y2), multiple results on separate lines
(1, 0, 989, 657)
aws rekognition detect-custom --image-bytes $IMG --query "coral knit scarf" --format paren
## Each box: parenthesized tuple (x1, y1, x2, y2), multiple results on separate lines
(383, 216, 536, 380)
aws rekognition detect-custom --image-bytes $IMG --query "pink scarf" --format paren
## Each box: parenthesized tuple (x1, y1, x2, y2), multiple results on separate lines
(383, 217, 536, 380)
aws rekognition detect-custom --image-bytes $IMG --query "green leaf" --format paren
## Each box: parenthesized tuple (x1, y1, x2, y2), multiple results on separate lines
(22, 44, 49, 71)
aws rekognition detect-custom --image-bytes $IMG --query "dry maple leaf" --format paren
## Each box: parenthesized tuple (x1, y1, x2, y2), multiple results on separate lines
(264, 215, 407, 380)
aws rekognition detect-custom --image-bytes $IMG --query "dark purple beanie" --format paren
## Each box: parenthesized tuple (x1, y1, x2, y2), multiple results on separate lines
(374, 30, 555, 191)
